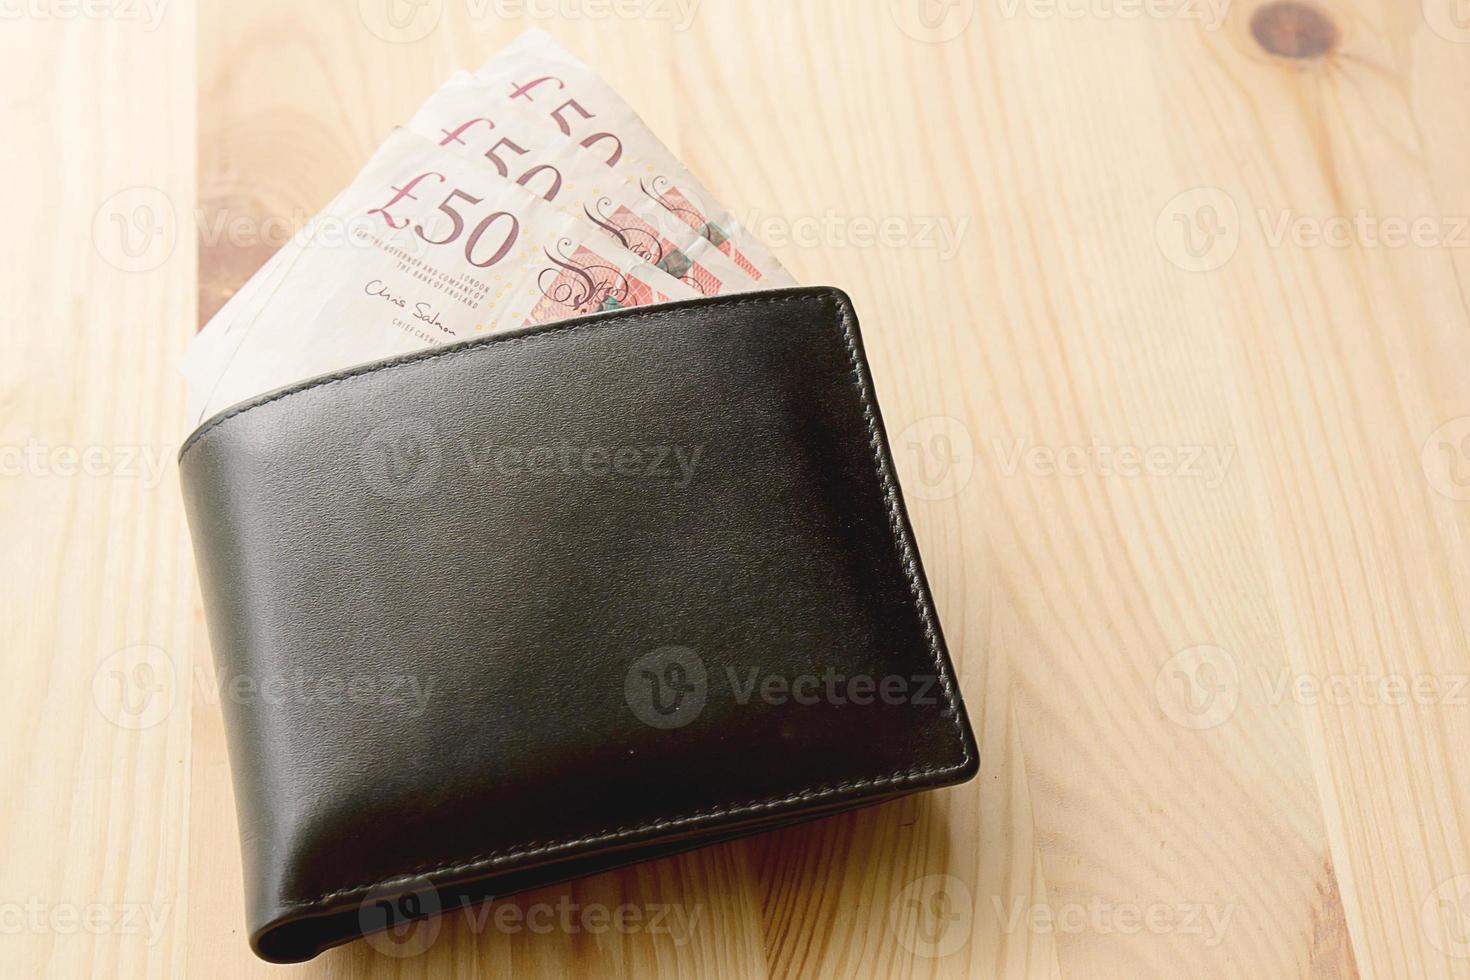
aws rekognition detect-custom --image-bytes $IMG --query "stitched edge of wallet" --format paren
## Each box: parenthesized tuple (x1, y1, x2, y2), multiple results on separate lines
(182, 288, 973, 917)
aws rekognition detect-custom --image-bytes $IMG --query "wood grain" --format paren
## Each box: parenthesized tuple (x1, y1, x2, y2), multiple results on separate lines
(3, 0, 1469, 976)
(0, 4, 198, 980)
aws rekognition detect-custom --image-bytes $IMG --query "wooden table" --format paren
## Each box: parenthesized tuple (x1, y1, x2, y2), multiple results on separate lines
(5, 1, 1469, 976)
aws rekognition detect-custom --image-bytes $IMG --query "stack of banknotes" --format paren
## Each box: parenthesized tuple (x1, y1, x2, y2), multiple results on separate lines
(182, 29, 794, 427)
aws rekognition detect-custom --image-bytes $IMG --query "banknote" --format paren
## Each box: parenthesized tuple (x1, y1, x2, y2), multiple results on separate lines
(184, 52, 772, 406)
(185, 29, 797, 425)
(188, 127, 697, 424)
(474, 29, 795, 287)
(182, 211, 332, 423)
(407, 72, 758, 298)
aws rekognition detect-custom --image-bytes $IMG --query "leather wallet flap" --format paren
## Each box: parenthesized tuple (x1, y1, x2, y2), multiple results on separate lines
(179, 286, 977, 961)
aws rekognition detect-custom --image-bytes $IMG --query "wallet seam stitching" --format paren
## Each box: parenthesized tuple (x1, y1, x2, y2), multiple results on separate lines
(830, 291, 972, 769)
(205, 289, 972, 918)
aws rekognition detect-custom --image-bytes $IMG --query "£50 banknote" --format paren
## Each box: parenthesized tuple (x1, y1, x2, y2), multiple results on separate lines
(410, 71, 758, 298)
(185, 29, 795, 425)
(475, 29, 794, 288)
(189, 127, 697, 424)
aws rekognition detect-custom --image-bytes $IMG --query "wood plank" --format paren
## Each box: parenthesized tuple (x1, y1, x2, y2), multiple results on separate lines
(0, 5, 198, 979)
(4, 0, 1468, 976)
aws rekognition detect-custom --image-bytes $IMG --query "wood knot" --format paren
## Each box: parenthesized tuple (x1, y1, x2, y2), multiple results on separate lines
(1250, 2, 1340, 59)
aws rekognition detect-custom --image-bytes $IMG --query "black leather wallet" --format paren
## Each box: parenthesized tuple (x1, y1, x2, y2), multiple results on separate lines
(179, 286, 978, 962)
